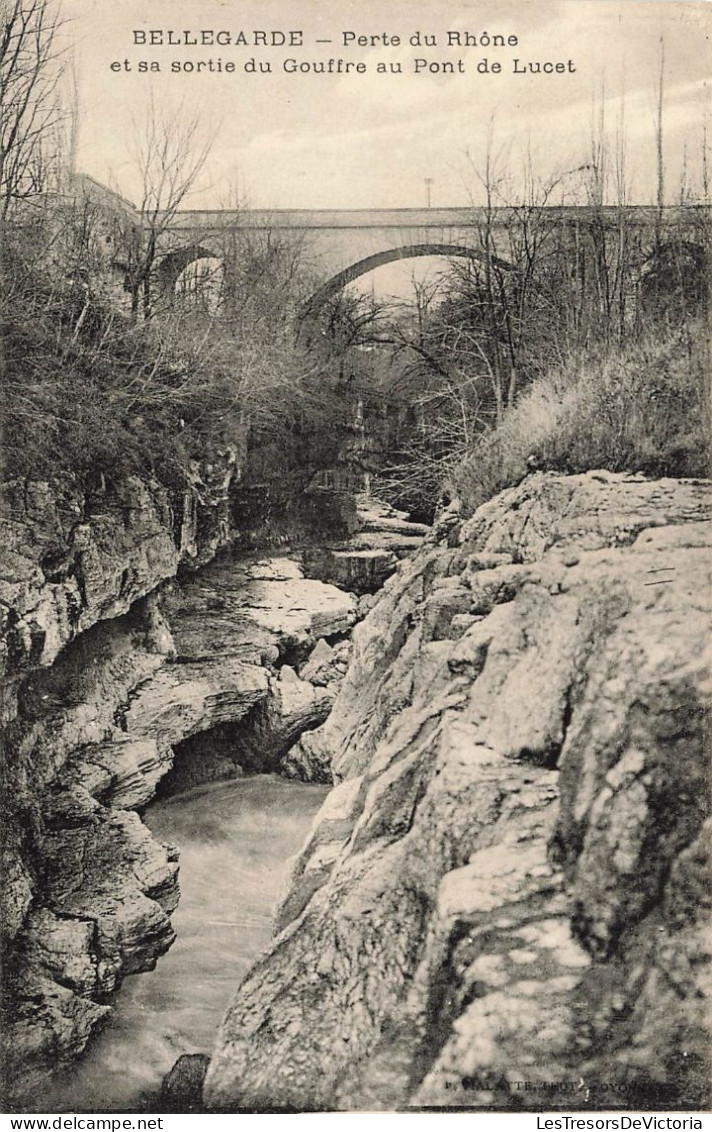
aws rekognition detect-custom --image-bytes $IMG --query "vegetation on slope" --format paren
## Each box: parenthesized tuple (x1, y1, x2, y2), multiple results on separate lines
(1, 0, 709, 521)
(0, 205, 351, 499)
(451, 325, 711, 516)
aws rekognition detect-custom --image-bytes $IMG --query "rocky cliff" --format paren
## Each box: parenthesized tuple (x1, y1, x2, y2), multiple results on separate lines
(1, 462, 235, 1101)
(203, 471, 711, 1112)
(1, 458, 239, 712)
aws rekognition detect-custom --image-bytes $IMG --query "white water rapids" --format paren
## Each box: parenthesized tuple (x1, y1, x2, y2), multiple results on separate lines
(43, 774, 329, 1112)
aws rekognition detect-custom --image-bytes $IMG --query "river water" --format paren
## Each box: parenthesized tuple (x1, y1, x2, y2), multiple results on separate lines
(43, 775, 329, 1113)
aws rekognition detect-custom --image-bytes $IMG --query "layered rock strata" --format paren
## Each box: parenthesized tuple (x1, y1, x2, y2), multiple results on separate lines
(301, 496, 429, 595)
(1, 458, 237, 718)
(203, 472, 711, 1113)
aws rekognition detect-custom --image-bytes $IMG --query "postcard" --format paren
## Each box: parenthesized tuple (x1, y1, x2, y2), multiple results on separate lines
(1, 0, 709, 1121)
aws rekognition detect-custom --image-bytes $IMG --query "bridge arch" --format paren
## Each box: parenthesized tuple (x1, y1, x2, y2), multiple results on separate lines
(301, 243, 505, 316)
(156, 243, 219, 296)
(639, 239, 708, 316)
(155, 239, 515, 315)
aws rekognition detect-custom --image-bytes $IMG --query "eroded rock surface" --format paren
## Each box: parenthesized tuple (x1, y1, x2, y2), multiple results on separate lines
(301, 496, 429, 595)
(203, 472, 711, 1113)
(1, 543, 358, 1101)
(0, 457, 237, 707)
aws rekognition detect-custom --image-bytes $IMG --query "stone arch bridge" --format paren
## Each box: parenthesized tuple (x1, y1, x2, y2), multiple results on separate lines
(72, 173, 705, 312)
(152, 203, 709, 312)
(156, 206, 511, 301)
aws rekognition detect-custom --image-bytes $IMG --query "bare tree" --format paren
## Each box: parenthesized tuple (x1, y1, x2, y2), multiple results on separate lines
(122, 95, 216, 320)
(0, 0, 65, 221)
(655, 36, 665, 249)
(218, 221, 312, 336)
(580, 85, 637, 342)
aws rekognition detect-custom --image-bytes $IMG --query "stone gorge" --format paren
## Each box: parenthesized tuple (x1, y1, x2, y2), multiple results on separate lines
(0, 463, 426, 1104)
(1, 465, 709, 1111)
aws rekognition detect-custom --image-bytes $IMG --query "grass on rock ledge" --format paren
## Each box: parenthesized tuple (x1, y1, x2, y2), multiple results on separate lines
(451, 325, 711, 518)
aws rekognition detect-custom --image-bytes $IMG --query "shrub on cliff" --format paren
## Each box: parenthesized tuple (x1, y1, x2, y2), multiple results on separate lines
(451, 324, 711, 516)
(1, 269, 221, 482)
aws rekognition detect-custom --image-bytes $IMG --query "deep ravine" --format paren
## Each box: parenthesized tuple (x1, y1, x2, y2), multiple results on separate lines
(3, 471, 709, 1113)
(0, 475, 426, 1107)
(38, 775, 329, 1113)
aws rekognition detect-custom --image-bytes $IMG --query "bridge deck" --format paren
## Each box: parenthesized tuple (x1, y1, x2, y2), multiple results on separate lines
(166, 203, 703, 232)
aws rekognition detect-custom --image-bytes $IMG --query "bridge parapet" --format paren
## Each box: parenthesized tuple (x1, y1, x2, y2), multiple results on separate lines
(163, 202, 705, 233)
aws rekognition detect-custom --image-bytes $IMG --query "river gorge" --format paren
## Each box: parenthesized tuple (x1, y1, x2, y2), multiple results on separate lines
(40, 776, 328, 1112)
(1, 466, 709, 1112)
(2, 0, 710, 1111)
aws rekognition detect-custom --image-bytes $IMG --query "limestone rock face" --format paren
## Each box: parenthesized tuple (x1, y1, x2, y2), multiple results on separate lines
(203, 472, 711, 1113)
(4, 811, 179, 1095)
(0, 458, 238, 706)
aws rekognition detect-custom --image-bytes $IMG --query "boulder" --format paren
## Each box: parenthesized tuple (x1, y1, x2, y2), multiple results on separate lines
(298, 637, 336, 686)
(161, 1053, 211, 1110)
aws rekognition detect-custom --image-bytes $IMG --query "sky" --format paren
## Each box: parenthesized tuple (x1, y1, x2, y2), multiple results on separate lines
(61, 0, 710, 213)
